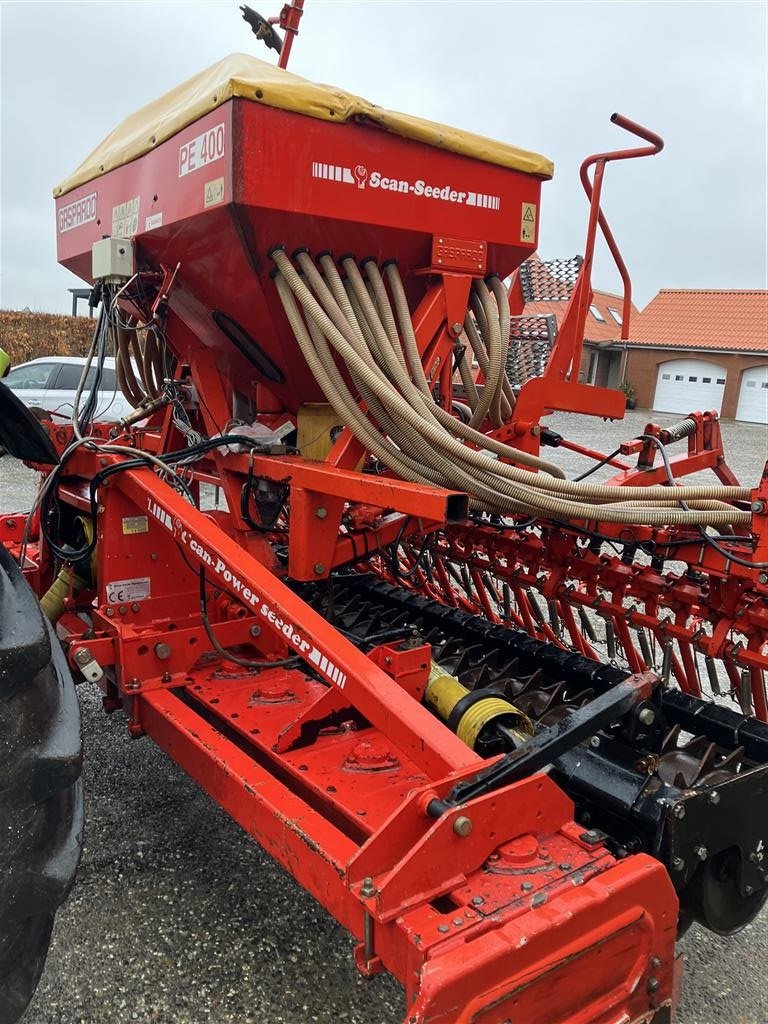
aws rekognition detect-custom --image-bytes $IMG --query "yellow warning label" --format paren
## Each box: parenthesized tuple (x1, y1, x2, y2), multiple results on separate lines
(204, 176, 225, 208)
(122, 515, 149, 535)
(520, 202, 537, 243)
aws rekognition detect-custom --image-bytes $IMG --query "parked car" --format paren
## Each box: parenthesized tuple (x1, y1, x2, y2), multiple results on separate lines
(2, 356, 134, 423)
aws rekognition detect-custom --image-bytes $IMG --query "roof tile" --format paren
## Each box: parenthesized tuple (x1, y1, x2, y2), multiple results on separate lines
(627, 290, 768, 352)
(523, 292, 633, 343)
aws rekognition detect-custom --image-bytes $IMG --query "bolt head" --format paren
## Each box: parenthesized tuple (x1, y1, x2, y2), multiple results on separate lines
(315, 506, 327, 519)
(453, 815, 473, 838)
(580, 829, 604, 846)
(589, 736, 601, 749)
(250, 624, 262, 637)
(695, 845, 709, 861)
(154, 642, 172, 660)
(760, 573, 768, 586)
(472, 896, 484, 906)
(638, 707, 656, 726)
(314, 562, 325, 575)
(647, 977, 660, 994)
(672, 857, 685, 872)
(437, 924, 449, 933)
(708, 790, 721, 805)
(751, 500, 765, 514)
(673, 803, 686, 820)
(451, 321, 463, 337)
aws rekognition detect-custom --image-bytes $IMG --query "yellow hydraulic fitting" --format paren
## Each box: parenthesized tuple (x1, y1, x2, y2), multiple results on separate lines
(39, 516, 96, 623)
(40, 569, 89, 623)
(425, 661, 533, 751)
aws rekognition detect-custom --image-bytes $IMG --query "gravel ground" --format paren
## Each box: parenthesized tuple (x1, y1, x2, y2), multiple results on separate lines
(2, 408, 767, 1024)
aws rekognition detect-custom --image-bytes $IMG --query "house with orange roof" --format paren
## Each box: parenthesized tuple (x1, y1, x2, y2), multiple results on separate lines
(517, 257, 768, 423)
(525, 289, 636, 389)
(616, 290, 768, 423)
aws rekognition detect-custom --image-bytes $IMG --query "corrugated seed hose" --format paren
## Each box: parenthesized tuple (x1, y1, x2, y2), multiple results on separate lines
(270, 249, 751, 528)
(114, 318, 165, 408)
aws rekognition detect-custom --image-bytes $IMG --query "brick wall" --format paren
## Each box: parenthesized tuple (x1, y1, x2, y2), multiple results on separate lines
(0, 310, 94, 365)
(625, 348, 768, 418)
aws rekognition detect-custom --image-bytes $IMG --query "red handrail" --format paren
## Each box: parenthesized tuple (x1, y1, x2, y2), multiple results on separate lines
(579, 114, 664, 339)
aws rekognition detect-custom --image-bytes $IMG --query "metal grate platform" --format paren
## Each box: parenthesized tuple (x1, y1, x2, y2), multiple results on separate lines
(519, 255, 582, 303)
(506, 314, 558, 388)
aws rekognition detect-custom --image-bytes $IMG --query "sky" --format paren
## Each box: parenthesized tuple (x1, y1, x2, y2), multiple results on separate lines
(1, 0, 766, 314)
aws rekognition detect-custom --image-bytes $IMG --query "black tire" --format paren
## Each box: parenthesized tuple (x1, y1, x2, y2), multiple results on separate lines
(0, 544, 83, 1024)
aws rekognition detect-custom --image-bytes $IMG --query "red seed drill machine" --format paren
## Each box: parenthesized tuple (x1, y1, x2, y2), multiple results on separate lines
(2, 3, 767, 1022)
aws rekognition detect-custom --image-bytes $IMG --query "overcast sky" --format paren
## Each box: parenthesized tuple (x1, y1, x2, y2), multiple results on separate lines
(1, 0, 766, 314)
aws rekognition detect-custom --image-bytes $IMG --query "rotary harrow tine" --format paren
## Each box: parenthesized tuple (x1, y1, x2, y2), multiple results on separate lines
(705, 655, 722, 696)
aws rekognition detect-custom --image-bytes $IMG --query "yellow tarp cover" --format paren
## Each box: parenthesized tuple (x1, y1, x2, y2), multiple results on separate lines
(54, 53, 553, 197)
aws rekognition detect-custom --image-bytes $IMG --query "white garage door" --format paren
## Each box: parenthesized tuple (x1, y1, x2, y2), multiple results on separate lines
(653, 358, 727, 414)
(736, 365, 768, 424)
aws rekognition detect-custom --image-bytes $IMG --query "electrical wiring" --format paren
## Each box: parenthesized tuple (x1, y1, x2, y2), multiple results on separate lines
(390, 530, 437, 583)
(36, 433, 266, 566)
(240, 449, 289, 532)
(572, 448, 622, 481)
(71, 290, 111, 439)
(387, 516, 439, 583)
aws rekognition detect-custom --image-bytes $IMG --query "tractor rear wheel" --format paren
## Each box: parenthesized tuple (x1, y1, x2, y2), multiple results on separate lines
(0, 545, 83, 1024)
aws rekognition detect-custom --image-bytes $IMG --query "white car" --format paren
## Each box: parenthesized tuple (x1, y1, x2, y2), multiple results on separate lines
(2, 356, 134, 423)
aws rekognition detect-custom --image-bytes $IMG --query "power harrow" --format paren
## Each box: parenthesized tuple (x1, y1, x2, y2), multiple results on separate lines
(1, 5, 766, 1021)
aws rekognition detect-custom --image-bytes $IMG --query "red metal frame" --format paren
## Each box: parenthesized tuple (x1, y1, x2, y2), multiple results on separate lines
(1, 450, 680, 1022)
(9, 86, 762, 1024)
(489, 115, 664, 455)
(271, 0, 305, 69)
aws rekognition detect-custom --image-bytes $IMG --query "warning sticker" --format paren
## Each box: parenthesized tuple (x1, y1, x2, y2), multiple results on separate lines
(106, 577, 151, 605)
(520, 202, 537, 243)
(204, 177, 225, 208)
(122, 515, 149, 535)
(112, 196, 140, 237)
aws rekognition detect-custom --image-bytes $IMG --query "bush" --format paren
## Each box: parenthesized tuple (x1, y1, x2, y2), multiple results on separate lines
(0, 309, 94, 365)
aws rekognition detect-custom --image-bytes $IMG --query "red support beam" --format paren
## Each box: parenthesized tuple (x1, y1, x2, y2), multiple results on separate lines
(117, 464, 478, 777)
